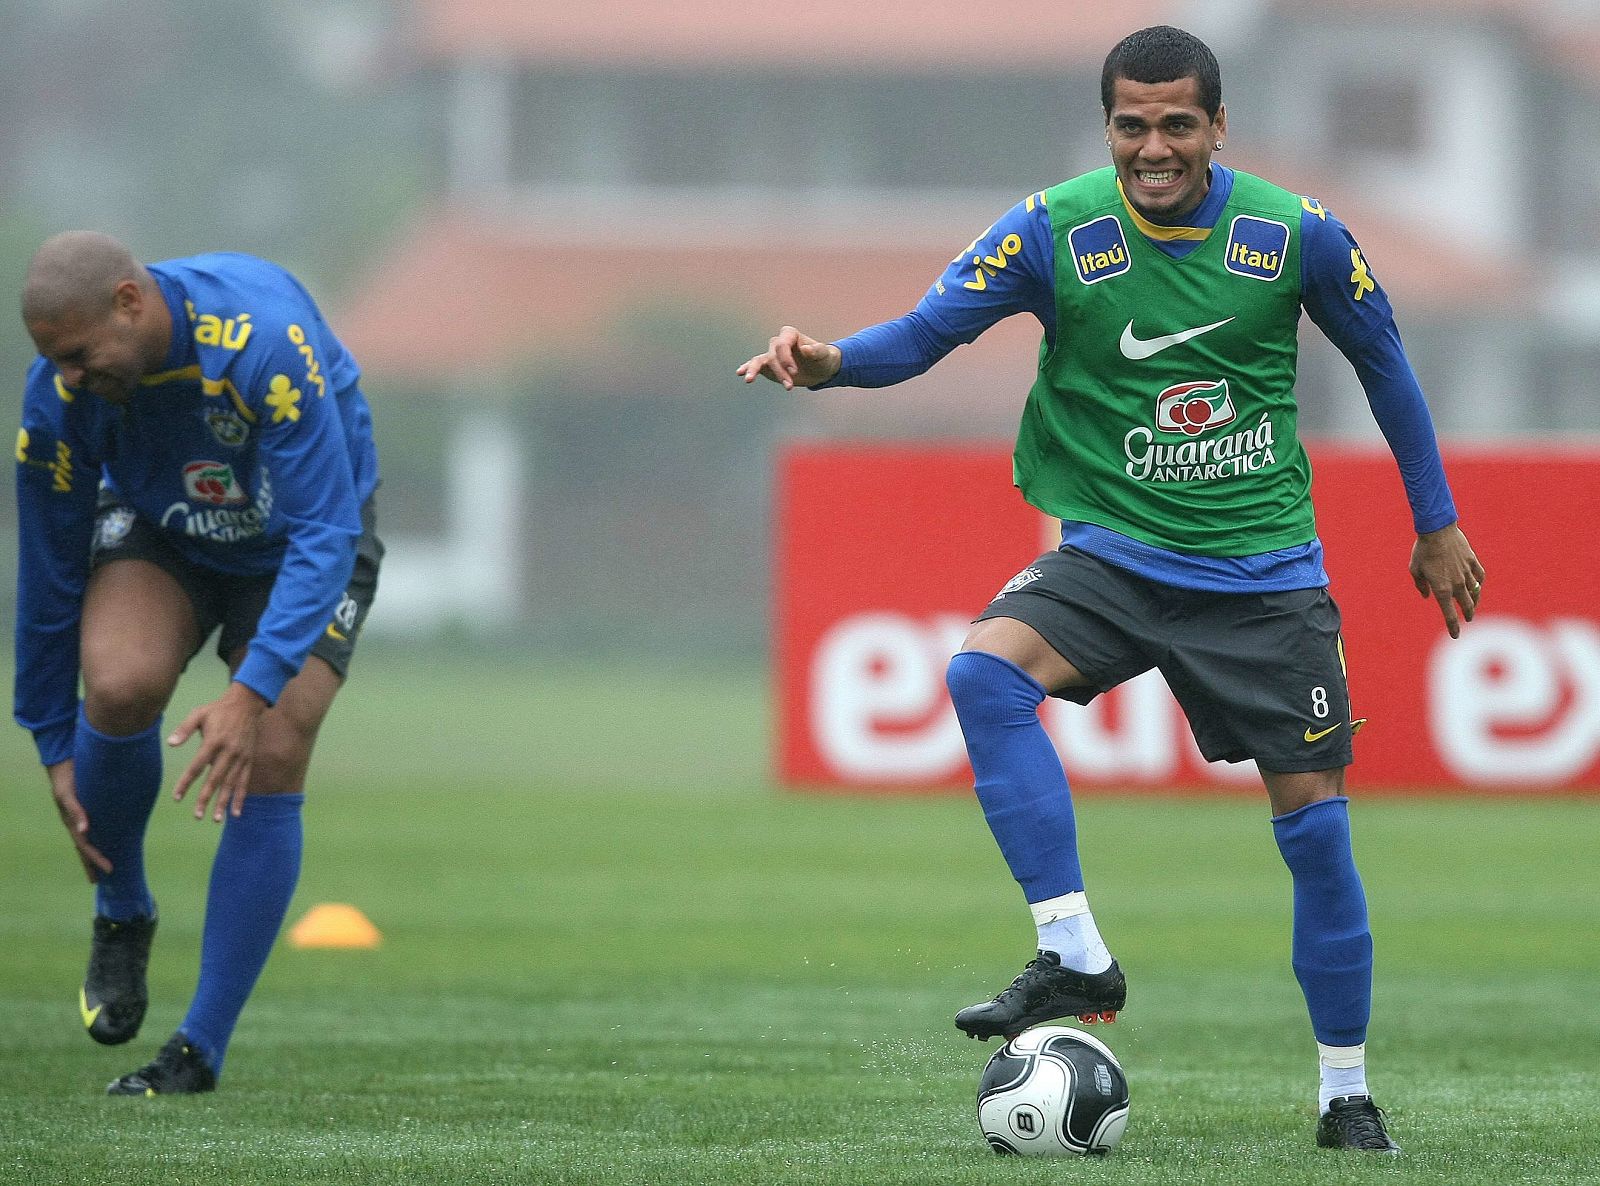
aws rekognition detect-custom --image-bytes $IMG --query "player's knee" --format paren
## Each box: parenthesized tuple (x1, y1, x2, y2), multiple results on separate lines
(249, 742, 311, 795)
(82, 669, 173, 736)
(249, 718, 318, 793)
(946, 650, 1041, 727)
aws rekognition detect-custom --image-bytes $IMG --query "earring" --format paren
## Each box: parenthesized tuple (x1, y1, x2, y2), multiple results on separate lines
(1214, 140, 1224, 151)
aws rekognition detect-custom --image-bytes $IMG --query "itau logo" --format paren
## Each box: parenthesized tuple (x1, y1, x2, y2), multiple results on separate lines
(1156, 379, 1236, 436)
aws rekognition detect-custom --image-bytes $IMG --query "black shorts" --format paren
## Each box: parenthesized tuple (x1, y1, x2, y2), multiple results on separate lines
(89, 493, 383, 681)
(976, 548, 1355, 772)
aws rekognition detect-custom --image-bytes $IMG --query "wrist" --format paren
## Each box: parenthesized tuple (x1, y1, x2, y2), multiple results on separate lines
(227, 680, 271, 713)
(45, 758, 74, 795)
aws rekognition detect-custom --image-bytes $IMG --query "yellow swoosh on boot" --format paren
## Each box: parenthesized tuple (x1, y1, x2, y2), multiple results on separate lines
(80, 985, 103, 1030)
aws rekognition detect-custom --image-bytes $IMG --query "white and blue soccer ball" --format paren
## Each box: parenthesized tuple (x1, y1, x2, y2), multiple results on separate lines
(976, 1025, 1130, 1156)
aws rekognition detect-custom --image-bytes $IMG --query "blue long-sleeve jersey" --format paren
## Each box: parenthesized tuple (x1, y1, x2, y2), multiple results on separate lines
(823, 165, 1457, 592)
(14, 253, 380, 766)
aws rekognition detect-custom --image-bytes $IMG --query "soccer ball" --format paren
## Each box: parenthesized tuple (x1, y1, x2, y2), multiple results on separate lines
(976, 1025, 1130, 1156)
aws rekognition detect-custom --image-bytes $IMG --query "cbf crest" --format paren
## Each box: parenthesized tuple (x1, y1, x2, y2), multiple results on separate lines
(1068, 216, 1132, 285)
(1224, 215, 1289, 281)
(994, 566, 1044, 600)
(206, 409, 249, 448)
(93, 506, 136, 554)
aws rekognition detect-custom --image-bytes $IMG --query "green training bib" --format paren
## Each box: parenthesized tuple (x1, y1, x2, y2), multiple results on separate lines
(1013, 167, 1314, 556)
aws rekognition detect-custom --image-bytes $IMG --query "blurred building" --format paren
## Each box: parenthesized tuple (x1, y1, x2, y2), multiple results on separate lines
(334, 0, 1596, 642)
(345, 0, 1599, 436)
(1248, 0, 1600, 434)
(0, 1, 1592, 654)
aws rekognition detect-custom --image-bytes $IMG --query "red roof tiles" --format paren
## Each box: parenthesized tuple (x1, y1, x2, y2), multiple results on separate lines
(338, 181, 1528, 403)
(408, 0, 1180, 68)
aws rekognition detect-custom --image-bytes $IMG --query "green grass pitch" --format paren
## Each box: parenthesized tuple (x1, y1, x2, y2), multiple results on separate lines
(2, 648, 1597, 1184)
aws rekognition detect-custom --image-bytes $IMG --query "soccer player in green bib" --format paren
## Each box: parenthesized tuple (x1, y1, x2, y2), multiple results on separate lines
(739, 25, 1485, 1154)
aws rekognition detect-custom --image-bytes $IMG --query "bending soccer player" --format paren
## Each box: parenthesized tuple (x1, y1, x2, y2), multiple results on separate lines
(739, 25, 1484, 1154)
(14, 232, 381, 1095)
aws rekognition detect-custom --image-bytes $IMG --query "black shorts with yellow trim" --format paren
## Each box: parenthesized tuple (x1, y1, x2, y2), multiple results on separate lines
(89, 492, 383, 681)
(975, 547, 1358, 772)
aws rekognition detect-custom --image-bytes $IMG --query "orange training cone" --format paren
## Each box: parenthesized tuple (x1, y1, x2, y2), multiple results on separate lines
(287, 903, 382, 949)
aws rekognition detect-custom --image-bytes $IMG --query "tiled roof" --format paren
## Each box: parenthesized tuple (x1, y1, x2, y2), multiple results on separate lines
(408, 0, 1597, 86)
(337, 179, 1529, 432)
(339, 200, 1015, 376)
(407, 0, 1180, 68)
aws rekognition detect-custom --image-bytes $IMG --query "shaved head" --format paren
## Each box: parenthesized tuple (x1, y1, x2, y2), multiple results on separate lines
(21, 231, 171, 402)
(22, 231, 147, 325)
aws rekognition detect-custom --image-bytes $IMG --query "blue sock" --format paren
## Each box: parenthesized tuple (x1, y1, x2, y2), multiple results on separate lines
(946, 650, 1084, 901)
(74, 704, 162, 921)
(180, 793, 304, 1074)
(1271, 796, 1373, 1047)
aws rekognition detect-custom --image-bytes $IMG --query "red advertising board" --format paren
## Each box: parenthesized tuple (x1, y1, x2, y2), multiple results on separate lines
(775, 443, 1600, 792)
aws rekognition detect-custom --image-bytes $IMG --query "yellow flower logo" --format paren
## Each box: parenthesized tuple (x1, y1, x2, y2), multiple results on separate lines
(266, 374, 302, 424)
(1349, 248, 1375, 302)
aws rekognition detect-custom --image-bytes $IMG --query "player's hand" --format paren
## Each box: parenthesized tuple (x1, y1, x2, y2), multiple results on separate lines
(736, 326, 841, 390)
(46, 758, 113, 883)
(168, 681, 268, 822)
(1409, 522, 1484, 639)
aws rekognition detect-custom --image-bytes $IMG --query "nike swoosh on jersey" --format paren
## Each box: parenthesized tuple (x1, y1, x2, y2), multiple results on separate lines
(1119, 317, 1235, 360)
(1304, 722, 1346, 743)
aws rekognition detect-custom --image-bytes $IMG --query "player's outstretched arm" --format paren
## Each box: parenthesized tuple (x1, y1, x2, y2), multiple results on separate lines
(736, 326, 841, 390)
(1409, 522, 1484, 639)
(44, 758, 112, 882)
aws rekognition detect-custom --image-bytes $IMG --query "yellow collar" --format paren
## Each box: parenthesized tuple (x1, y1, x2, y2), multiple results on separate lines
(1116, 179, 1212, 242)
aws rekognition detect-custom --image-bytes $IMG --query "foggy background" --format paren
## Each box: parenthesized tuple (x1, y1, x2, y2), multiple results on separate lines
(2, 0, 1596, 670)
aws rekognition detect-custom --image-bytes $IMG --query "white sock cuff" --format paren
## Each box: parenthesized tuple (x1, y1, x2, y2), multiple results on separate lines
(1029, 891, 1090, 926)
(1317, 1042, 1366, 1070)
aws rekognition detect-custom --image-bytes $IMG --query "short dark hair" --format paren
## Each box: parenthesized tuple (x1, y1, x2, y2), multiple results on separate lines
(1101, 26, 1222, 120)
